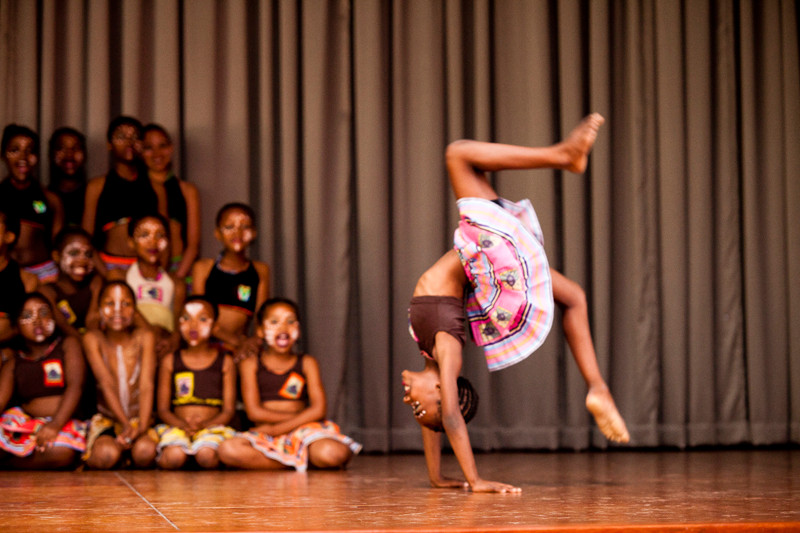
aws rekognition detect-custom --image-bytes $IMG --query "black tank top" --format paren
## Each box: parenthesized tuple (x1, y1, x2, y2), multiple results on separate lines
(94, 168, 158, 237)
(13, 338, 68, 402)
(171, 350, 225, 407)
(0, 179, 55, 240)
(164, 174, 187, 244)
(0, 260, 27, 319)
(256, 354, 308, 403)
(204, 256, 261, 315)
(56, 183, 87, 228)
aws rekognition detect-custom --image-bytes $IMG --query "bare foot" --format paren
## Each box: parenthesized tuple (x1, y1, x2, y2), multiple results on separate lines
(585, 386, 630, 443)
(559, 112, 605, 173)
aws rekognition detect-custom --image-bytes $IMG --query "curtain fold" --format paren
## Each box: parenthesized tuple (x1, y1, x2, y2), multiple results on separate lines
(1, 0, 797, 452)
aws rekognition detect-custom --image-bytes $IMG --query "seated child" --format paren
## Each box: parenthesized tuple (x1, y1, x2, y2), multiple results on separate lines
(1, 124, 64, 283)
(125, 214, 185, 359)
(0, 207, 39, 346)
(82, 280, 158, 469)
(40, 227, 103, 420)
(217, 298, 361, 471)
(191, 203, 269, 352)
(155, 296, 236, 469)
(0, 293, 86, 469)
(40, 227, 103, 339)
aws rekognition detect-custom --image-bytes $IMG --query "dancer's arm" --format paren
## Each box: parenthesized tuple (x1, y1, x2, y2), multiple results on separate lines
(421, 424, 467, 489)
(435, 332, 520, 493)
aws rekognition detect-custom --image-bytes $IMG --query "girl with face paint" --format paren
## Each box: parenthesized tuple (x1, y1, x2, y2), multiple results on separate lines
(153, 297, 237, 470)
(125, 214, 186, 361)
(403, 114, 629, 493)
(48, 127, 88, 228)
(0, 124, 65, 283)
(217, 298, 361, 472)
(140, 124, 201, 282)
(39, 228, 105, 421)
(81, 281, 159, 469)
(39, 228, 104, 340)
(0, 294, 87, 469)
(190, 203, 270, 355)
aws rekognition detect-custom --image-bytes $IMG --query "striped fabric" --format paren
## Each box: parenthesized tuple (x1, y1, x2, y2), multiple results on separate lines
(240, 420, 362, 472)
(454, 197, 554, 371)
(99, 252, 137, 272)
(22, 259, 59, 284)
(0, 406, 87, 456)
(155, 424, 236, 456)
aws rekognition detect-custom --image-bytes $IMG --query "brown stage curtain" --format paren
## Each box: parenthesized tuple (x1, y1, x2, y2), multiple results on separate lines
(1, 0, 798, 452)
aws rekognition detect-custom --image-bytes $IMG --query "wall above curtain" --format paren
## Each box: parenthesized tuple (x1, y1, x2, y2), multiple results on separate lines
(1, 0, 798, 452)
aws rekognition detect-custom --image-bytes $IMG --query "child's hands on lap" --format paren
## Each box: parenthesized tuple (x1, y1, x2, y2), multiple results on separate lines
(35, 423, 59, 451)
(117, 423, 138, 448)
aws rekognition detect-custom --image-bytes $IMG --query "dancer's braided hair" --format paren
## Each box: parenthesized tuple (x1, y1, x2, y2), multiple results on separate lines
(457, 377, 479, 424)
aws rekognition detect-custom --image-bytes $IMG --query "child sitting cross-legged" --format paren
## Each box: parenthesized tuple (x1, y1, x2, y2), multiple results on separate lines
(154, 296, 236, 470)
(217, 298, 361, 472)
(0, 293, 86, 469)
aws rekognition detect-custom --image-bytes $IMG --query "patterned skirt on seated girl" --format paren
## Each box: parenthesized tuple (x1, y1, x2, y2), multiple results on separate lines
(240, 420, 362, 472)
(82, 414, 158, 461)
(154, 424, 236, 457)
(0, 406, 87, 456)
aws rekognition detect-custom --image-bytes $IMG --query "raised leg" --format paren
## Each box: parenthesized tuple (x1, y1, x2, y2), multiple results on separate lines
(446, 113, 605, 201)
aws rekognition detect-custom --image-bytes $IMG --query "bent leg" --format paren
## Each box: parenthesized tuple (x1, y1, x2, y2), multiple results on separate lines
(551, 268, 629, 443)
(194, 446, 220, 469)
(86, 435, 122, 470)
(157, 446, 188, 470)
(217, 437, 285, 470)
(131, 434, 157, 468)
(308, 439, 353, 469)
(446, 113, 605, 201)
(6, 446, 78, 470)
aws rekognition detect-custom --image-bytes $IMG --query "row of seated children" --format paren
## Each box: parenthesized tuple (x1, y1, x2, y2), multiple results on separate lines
(0, 201, 361, 471)
(0, 288, 361, 471)
(0, 119, 201, 286)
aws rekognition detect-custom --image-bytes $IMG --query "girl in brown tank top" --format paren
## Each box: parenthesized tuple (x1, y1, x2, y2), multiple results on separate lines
(216, 298, 361, 471)
(0, 293, 86, 469)
(155, 296, 236, 470)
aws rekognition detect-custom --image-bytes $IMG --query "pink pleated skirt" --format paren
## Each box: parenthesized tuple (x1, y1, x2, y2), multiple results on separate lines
(454, 197, 554, 371)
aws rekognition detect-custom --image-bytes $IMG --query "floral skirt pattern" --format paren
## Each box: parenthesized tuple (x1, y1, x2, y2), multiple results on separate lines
(241, 420, 362, 472)
(454, 197, 554, 371)
(0, 406, 86, 457)
(155, 424, 235, 456)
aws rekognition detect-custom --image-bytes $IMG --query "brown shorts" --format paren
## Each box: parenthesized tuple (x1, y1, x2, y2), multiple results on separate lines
(408, 296, 466, 358)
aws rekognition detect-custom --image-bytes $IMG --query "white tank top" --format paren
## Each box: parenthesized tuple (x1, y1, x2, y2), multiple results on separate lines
(126, 262, 176, 332)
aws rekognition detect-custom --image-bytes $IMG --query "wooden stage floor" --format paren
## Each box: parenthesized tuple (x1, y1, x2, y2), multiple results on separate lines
(1, 449, 799, 532)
